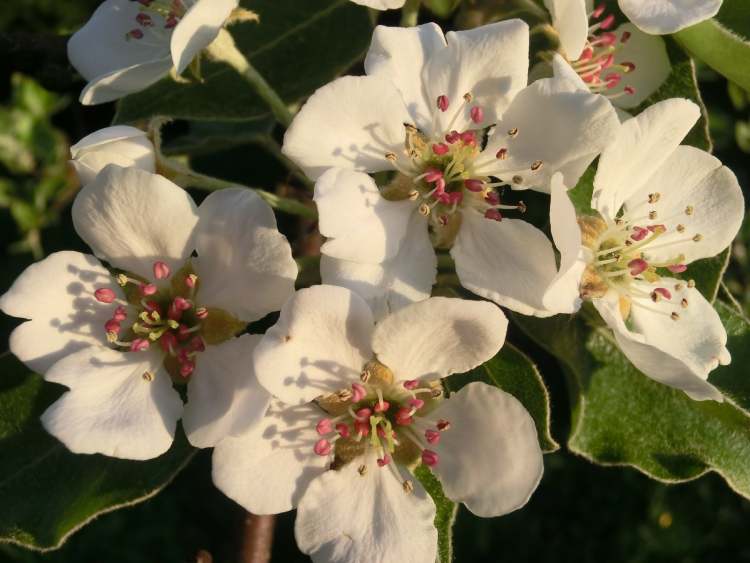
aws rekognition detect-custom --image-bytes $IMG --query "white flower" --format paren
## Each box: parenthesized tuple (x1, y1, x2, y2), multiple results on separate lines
(68, 0, 239, 105)
(350, 0, 406, 8)
(545, 98, 744, 401)
(0, 165, 298, 459)
(282, 21, 620, 318)
(541, 1, 671, 109)
(70, 125, 156, 185)
(212, 286, 543, 563)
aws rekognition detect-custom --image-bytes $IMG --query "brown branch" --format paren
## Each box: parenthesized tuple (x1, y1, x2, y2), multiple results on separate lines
(239, 512, 276, 563)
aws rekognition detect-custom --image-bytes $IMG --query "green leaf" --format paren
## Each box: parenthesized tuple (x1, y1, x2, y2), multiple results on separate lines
(716, 0, 750, 41)
(414, 465, 457, 563)
(445, 343, 559, 453)
(512, 297, 750, 500)
(674, 19, 750, 96)
(161, 117, 274, 157)
(115, 0, 372, 123)
(0, 355, 196, 551)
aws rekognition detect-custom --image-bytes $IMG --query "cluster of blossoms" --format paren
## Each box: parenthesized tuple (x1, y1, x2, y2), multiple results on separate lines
(0, 0, 741, 561)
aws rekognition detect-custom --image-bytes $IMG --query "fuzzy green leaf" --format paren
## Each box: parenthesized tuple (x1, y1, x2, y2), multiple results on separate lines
(0, 355, 196, 551)
(445, 343, 559, 453)
(512, 295, 750, 499)
(114, 0, 372, 123)
(675, 19, 750, 95)
(414, 465, 458, 563)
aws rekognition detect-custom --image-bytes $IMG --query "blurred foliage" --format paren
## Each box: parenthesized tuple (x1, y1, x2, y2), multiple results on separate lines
(0, 74, 76, 258)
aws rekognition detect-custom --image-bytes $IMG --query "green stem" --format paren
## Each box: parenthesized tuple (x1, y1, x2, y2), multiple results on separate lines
(175, 169, 317, 220)
(206, 30, 294, 128)
(257, 137, 314, 190)
(400, 0, 420, 27)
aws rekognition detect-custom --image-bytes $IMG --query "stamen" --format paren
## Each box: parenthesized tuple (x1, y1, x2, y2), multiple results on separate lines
(422, 449, 439, 467)
(436, 95, 450, 112)
(94, 288, 116, 303)
(425, 429, 441, 444)
(130, 338, 150, 352)
(314, 439, 332, 456)
(351, 382, 367, 403)
(153, 261, 171, 280)
(470, 106, 484, 124)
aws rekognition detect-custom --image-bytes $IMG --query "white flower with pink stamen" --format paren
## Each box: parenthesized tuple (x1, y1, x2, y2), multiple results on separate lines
(68, 0, 239, 105)
(542, 1, 671, 110)
(212, 286, 543, 563)
(282, 20, 620, 319)
(0, 165, 297, 459)
(543, 98, 744, 401)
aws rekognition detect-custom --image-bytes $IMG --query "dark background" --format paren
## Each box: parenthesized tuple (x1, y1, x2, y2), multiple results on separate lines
(1, 1, 749, 562)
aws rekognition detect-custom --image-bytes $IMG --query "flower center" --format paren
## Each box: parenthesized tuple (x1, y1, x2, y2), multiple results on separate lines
(581, 192, 703, 321)
(311, 360, 450, 483)
(125, 0, 195, 41)
(93, 260, 243, 380)
(385, 92, 527, 243)
(568, 4, 636, 101)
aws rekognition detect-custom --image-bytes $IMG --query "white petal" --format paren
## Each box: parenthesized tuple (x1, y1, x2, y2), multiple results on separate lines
(350, 0, 407, 10)
(624, 145, 744, 264)
(429, 382, 543, 516)
(171, 0, 238, 74)
(550, 53, 588, 91)
(365, 23, 447, 132)
(424, 20, 530, 132)
(0, 251, 118, 374)
(605, 24, 670, 109)
(592, 98, 700, 219)
(282, 75, 411, 180)
(41, 347, 183, 460)
(192, 188, 297, 322)
(212, 401, 330, 514)
(295, 453, 437, 563)
(70, 125, 155, 185)
(183, 334, 271, 449)
(619, 0, 722, 34)
(542, 174, 586, 314)
(594, 289, 724, 401)
(320, 212, 436, 321)
(67, 0, 170, 82)
(254, 286, 375, 404)
(315, 168, 415, 264)
(544, 0, 589, 59)
(72, 166, 198, 280)
(372, 297, 507, 380)
(452, 212, 559, 317)
(478, 77, 620, 192)
(78, 58, 173, 105)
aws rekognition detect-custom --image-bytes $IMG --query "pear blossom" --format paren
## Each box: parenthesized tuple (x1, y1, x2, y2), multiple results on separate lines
(68, 0, 240, 105)
(283, 20, 620, 318)
(0, 165, 297, 458)
(544, 99, 744, 401)
(213, 286, 543, 563)
(70, 125, 156, 185)
(541, 2, 671, 109)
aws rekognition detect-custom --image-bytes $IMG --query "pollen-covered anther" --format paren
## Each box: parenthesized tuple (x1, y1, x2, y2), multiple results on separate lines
(508, 127, 519, 137)
(693, 234, 703, 242)
(670, 312, 680, 321)
(195, 307, 208, 319)
(385, 152, 397, 161)
(648, 193, 661, 204)
(463, 92, 473, 103)
(403, 480, 414, 494)
(530, 160, 543, 171)
(422, 449, 439, 467)
(512, 175, 523, 185)
(648, 210, 657, 220)
(496, 148, 508, 160)
(685, 205, 694, 216)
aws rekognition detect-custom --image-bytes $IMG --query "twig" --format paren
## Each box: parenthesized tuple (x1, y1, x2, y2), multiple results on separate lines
(239, 513, 275, 563)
